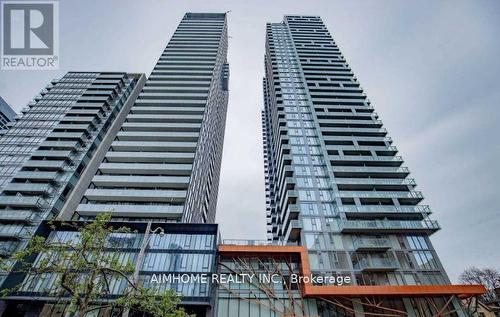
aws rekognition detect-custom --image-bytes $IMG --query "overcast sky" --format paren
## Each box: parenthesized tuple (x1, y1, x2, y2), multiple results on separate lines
(0, 0, 499, 281)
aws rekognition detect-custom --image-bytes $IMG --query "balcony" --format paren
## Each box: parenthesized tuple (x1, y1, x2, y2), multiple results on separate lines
(110, 141, 197, 152)
(0, 225, 28, 240)
(13, 171, 59, 182)
(40, 141, 78, 150)
(335, 178, 416, 186)
(280, 204, 299, 225)
(23, 160, 65, 170)
(339, 190, 423, 199)
(321, 127, 386, 137)
(331, 155, 403, 162)
(338, 191, 423, 204)
(55, 124, 91, 131)
(338, 205, 431, 218)
(31, 150, 73, 159)
(340, 219, 440, 234)
(332, 165, 408, 179)
(353, 257, 399, 272)
(121, 122, 201, 132)
(0, 244, 19, 257)
(353, 238, 392, 252)
(116, 131, 199, 142)
(0, 210, 38, 222)
(3, 183, 52, 195)
(126, 114, 204, 124)
(76, 203, 184, 219)
(284, 219, 302, 242)
(318, 119, 383, 128)
(323, 136, 391, 144)
(47, 132, 85, 139)
(84, 189, 187, 203)
(91, 175, 190, 189)
(278, 190, 298, 219)
(222, 239, 297, 246)
(105, 151, 195, 163)
(98, 162, 192, 176)
(0, 196, 46, 209)
(332, 166, 409, 175)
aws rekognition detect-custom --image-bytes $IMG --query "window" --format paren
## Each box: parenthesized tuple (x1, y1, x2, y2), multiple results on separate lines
(305, 234, 325, 249)
(300, 203, 318, 215)
(303, 218, 322, 231)
(299, 190, 316, 201)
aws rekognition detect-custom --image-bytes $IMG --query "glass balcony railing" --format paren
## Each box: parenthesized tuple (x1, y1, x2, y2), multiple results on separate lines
(353, 257, 399, 271)
(0, 244, 19, 256)
(321, 127, 386, 134)
(330, 155, 403, 162)
(335, 178, 416, 186)
(0, 196, 46, 209)
(338, 191, 423, 199)
(331, 166, 409, 173)
(285, 219, 302, 242)
(338, 205, 431, 215)
(340, 219, 440, 234)
(0, 225, 29, 239)
(222, 239, 297, 246)
(14, 171, 60, 181)
(353, 238, 392, 251)
(4, 183, 52, 194)
(0, 210, 38, 222)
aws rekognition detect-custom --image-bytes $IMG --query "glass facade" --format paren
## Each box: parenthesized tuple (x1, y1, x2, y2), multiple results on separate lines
(262, 15, 466, 316)
(217, 256, 319, 317)
(0, 10, 479, 317)
(0, 96, 16, 134)
(0, 12, 229, 317)
(0, 72, 143, 285)
(73, 13, 229, 224)
(5, 223, 218, 316)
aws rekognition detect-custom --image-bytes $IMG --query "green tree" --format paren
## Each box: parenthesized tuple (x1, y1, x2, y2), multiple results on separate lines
(0, 213, 192, 317)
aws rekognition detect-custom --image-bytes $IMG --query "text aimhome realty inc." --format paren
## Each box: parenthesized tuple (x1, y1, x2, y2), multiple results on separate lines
(149, 273, 352, 286)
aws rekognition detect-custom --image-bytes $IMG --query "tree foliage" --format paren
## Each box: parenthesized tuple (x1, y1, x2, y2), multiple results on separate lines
(0, 213, 192, 317)
(459, 267, 500, 303)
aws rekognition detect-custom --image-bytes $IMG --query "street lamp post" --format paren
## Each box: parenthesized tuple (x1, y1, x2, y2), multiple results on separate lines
(122, 221, 164, 317)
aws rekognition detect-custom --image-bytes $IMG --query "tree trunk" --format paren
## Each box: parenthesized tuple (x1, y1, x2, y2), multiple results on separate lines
(75, 303, 88, 317)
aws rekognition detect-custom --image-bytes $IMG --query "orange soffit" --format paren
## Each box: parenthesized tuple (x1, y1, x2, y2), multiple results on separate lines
(218, 244, 486, 298)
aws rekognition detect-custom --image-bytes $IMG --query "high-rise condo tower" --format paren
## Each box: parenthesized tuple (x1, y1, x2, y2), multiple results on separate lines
(0, 12, 229, 316)
(0, 72, 145, 284)
(261, 15, 468, 316)
(60, 13, 229, 224)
